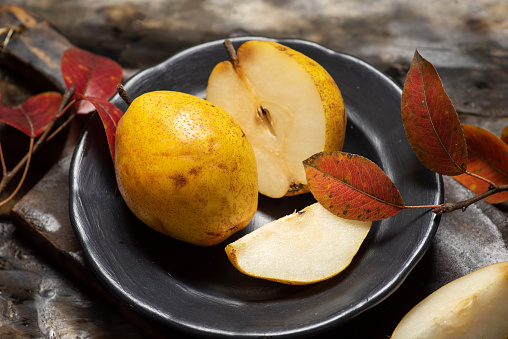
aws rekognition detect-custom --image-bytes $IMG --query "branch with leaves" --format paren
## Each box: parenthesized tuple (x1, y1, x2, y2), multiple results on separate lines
(0, 47, 123, 207)
(305, 50, 508, 221)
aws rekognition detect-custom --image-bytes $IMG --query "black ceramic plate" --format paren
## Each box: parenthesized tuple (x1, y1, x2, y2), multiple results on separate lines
(69, 37, 443, 338)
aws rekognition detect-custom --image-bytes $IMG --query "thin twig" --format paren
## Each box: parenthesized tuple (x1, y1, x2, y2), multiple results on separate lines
(406, 183, 508, 214)
(0, 142, 6, 177)
(47, 111, 76, 142)
(0, 117, 34, 207)
(431, 184, 508, 214)
(0, 24, 24, 51)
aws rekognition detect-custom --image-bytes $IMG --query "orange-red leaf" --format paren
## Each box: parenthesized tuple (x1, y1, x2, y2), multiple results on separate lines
(304, 151, 405, 221)
(454, 124, 508, 204)
(501, 125, 508, 145)
(401, 50, 467, 176)
(76, 94, 123, 161)
(61, 48, 122, 114)
(0, 92, 62, 137)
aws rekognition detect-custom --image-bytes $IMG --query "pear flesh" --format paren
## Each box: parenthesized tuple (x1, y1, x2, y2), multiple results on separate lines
(392, 261, 508, 339)
(207, 40, 346, 198)
(225, 202, 372, 285)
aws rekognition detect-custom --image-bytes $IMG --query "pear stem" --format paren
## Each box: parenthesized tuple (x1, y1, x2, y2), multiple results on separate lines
(224, 39, 239, 69)
(117, 84, 132, 106)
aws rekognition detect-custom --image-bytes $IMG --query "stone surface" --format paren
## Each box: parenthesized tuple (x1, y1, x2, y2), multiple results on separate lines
(9, 0, 508, 131)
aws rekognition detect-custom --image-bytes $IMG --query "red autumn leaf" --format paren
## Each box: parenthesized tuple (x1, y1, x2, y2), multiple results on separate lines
(61, 48, 123, 114)
(454, 124, 508, 204)
(0, 92, 62, 137)
(501, 125, 508, 145)
(304, 151, 405, 221)
(401, 50, 467, 176)
(75, 94, 123, 161)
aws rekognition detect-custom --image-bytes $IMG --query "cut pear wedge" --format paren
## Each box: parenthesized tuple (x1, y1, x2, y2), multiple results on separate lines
(225, 202, 372, 285)
(392, 261, 508, 339)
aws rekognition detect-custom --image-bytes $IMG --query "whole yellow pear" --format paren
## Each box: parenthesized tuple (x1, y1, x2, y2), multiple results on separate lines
(114, 91, 258, 246)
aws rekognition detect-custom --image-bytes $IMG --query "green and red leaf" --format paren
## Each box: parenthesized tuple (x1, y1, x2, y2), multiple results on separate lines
(401, 50, 467, 176)
(454, 124, 508, 204)
(0, 92, 62, 137)
(61, 48, 122, 114)
(304, 151, 405, 221)
(75, 94, 123, 161)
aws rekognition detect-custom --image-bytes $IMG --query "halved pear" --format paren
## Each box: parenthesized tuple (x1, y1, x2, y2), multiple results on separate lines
(392, 261, 508, 339)
(225, 202, 371, 285)
(207, 40, 346, 198)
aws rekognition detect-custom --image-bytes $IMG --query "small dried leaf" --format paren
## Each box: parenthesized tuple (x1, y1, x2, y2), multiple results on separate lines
(401, 50, 467, 176)
(501, 125, 508, 145)
(0, 92, 62, 137)
(454, 124, 508, 204)
(304, 151, 405, 221)
(61, 48, 123, 114)
(76, 94, 123, 161)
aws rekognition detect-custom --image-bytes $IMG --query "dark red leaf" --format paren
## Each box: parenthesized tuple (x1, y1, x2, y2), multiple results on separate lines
(76, 94, 123, 161)
(304, 151, 405, 221)
(0, 92, 62, 137)
(61, 48, 122, 114)
(501, 125, 508, 145)
(454, 124, 508, 204)
(401, 50, 467, 176)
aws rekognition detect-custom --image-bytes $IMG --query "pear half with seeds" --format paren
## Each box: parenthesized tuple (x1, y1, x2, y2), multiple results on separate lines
(225, 202, 371, 285)
(207, 40, 346, 198)
(392, 261, 508, 339)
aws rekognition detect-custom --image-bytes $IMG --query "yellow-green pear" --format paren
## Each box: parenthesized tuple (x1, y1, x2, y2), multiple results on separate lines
(114, 91, 258, 246)
(207, 40, 346, 198)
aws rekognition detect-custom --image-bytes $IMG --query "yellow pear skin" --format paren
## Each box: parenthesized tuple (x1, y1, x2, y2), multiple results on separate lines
(114, 91, 258, 246)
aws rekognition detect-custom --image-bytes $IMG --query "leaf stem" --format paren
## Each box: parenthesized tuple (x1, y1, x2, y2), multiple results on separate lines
(464, 170, 498, 188)
(404, 204, 442, 209)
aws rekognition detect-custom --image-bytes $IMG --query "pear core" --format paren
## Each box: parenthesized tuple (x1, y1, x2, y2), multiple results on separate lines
(114, 91, 258, 246)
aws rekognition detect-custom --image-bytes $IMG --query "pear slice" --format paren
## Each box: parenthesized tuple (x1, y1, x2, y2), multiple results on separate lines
(207, 40, 346, 198)
(225, 202, 371, 285)
(392, 261, 508, 339)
